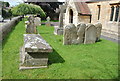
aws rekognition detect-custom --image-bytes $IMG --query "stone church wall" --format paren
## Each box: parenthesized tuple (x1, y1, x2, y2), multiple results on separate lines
(87, 1, 120, 40)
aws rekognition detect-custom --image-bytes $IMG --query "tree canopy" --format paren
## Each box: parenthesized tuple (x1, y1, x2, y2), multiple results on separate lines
(0, 1, 10, 7)
(11, 3, 46, 17)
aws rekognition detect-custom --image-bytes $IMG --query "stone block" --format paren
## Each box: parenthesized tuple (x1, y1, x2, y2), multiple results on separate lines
(54, 26, 63, 35)
(20, 34, 53, 70)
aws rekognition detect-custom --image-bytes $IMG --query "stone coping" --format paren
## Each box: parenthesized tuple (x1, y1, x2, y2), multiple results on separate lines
(24, 34, 53, 53)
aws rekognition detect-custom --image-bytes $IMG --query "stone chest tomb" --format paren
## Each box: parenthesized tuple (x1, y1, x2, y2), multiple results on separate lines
(20, 34, 53, 70)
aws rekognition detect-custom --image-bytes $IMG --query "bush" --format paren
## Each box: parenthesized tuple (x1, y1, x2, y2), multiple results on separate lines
(11, 3, 46, 17)
(2, 9, 12, 19)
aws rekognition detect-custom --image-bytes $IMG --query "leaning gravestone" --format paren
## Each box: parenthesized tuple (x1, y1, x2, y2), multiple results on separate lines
(46, 16, 51, 26)
(84, 24, 97, 44)
(63, 23, 77, 45)
(26, 16, 37, 34)
(34, 17, 41, 26)
(20, 34, 53, 70)
(77, 23, 86, 44)
(94, 23, 102, 41)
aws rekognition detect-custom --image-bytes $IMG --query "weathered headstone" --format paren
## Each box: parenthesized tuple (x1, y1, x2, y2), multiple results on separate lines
(46, 16, 51, 26)
(84, 24, 97, 44)
(34, 17, 41, 26)
(95, 23, 102, 41)
(63, 23, 77, 45)
(77, 23, 86, 44)
(20, 34, 53, 70)
(26, 16, 37, 34)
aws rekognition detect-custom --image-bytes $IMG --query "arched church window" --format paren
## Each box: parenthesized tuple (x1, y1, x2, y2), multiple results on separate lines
(110, 6, 114, 21)
(114, 6, 119, 21)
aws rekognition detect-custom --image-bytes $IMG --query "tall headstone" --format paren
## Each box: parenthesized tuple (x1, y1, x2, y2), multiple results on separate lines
(63, 23, 77, 45)
(77, 23, 86, 44)
(84, 24, 97, 44)
(59, 4, 67, 28)
(46, 16, 51, 26)
(95, 23, 102, 41)
(26, 16, 37, 34)
(34, 17, 41, 26)
(54, 4, 67, 35)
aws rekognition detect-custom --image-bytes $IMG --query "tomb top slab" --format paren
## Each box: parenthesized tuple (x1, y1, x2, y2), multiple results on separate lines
(24, 34, 52, 53)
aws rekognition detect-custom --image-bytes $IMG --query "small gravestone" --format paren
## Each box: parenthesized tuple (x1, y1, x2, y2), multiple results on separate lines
(20, 34, 53, 70)
(77, 23, 86, 44)
(46, 16, 51, 26)
(26, 16, 37, 34)
(34, 17, 41, 26)
(95, 23, 102, 41)
(84, 24, 97, 44)
(63, 23, 77, 45)
(54, 26, 63, 35)
(25, 21, 29, 29)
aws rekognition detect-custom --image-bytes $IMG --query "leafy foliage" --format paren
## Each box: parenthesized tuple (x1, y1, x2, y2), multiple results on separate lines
(11, 3, 46, 17)
(0, 1, 10, 7)
(2, 9, 12, 19)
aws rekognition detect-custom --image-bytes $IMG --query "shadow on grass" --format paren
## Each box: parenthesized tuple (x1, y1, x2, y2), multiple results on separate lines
(48, 49, 65, 65)
(96, 39, 102, 42)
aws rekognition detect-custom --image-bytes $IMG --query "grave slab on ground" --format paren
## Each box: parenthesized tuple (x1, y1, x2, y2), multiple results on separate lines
(20, 34, 53, 70)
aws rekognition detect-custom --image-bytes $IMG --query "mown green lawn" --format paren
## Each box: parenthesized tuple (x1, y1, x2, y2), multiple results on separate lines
(2, 19, 118, 79)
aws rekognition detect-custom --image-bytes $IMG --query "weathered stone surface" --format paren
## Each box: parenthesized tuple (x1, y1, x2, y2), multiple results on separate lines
(95, 23, 102, 41)
(1, 16, 21, 40)
(26, 16, 37, 34)
(24, 34, 52, 52)
(63, 23, 77, 45)
(20, 34, 53, 70)
(84, 24, 97, 44)
(20, 47, 48, 70)
(34, 17, 41, 26)
(54, 26, 63, 35)
(20, 47, 48, 66)
(77, 23, 86, 44)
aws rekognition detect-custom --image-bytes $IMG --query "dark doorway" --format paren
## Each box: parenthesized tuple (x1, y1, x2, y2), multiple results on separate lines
(69, 9, 73, 23)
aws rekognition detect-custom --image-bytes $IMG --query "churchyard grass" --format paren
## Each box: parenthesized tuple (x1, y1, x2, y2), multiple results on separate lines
(2, 19, 118, 79)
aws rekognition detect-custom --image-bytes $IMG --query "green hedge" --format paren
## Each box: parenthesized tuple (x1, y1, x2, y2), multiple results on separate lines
(11, 3, 46, 17)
